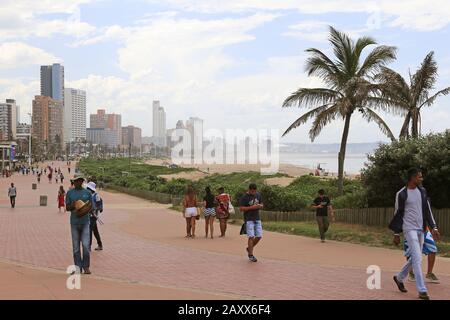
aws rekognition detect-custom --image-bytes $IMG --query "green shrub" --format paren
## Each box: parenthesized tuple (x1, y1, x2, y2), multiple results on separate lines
(362, 131, 450, 208)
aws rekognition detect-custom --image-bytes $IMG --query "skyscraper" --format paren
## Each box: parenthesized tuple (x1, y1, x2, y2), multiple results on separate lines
(64, 88, 86, 143)
(186, 117, 203, 161)
(0, 99, 17, 141)
(152, 100, 166, 146)
(88, 109, 122, 147)
(32, 96, 63, 148)
(122, 125, 142, 148)
(40, 63, 65, 102)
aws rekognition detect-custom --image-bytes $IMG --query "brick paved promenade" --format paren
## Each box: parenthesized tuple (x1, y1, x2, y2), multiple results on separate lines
(1, 161, 449, 299)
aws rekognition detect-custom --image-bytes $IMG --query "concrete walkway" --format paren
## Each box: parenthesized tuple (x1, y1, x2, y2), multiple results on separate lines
(1, 161, 449, 300)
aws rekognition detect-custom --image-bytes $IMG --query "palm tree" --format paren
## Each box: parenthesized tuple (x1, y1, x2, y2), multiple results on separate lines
(282, 26, 397, 195)
(376, 52, 450, 139)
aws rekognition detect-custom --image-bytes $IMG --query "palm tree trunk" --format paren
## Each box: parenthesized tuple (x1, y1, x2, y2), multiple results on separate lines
(399, 111, 411, 140)
(411, 109, 419, 139)
(338, 114, 352, 196)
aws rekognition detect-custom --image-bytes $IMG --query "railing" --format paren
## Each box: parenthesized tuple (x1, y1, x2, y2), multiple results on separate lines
(254, 207, 450, 236)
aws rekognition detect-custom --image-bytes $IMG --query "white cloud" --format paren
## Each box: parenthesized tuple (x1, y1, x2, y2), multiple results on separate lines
(158, 0, 450, 31)
(0, 42, 60, 68)
(0, 0, 97, 40)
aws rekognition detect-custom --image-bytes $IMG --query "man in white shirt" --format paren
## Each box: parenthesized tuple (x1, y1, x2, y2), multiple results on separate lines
(391, 168, 440, 300)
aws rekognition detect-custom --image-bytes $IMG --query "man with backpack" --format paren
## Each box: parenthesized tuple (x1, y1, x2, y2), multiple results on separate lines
(86, 181, 104, 251)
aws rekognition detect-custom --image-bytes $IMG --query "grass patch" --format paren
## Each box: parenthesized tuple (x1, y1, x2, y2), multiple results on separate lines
(229, 219, 450, 257)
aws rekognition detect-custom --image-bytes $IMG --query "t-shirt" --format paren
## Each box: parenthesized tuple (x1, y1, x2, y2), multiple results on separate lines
(402, 188, 423, 232)
(203, 194, 215, 208)
(66, 187, 92, 225)
(239, 192, 262, 222)
(313, 196, 331, 217)
(8, 187, 16, 197)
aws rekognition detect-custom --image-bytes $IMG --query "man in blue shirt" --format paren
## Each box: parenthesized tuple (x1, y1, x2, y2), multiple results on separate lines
(66, 174, 92, 274)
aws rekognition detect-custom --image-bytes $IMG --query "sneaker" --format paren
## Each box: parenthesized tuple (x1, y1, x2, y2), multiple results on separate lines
(321, 239, 326, 243)
(418, 292, 430, 300)
(248, 255, 258, 262)
(408, 271, 415, 282)
(95, 246, 103, 251)
(83, 268, 91, 275)
(393, 275, 408, 293)
(426, 272, 440, 284)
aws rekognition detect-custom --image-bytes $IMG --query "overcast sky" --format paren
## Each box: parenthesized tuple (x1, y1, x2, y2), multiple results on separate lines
(1, 0, 449, 143)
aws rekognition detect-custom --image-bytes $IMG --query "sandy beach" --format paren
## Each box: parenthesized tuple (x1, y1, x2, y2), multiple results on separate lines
(145, 158, 313, 185)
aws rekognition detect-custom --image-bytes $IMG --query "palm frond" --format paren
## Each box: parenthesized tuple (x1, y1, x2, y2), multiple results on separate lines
(354, 36, 377, 60)
(411, 51, 437, 105)
(418, 87, 450, 109)
(361, 108, 396, 141)
(282, 104, 332, 137)
(282, 88, 340, 108)
(328, 26, 354, 75)
(357, 45, 397, 77)
(304, 48, 341, 85)
(308, 104, 340, 141)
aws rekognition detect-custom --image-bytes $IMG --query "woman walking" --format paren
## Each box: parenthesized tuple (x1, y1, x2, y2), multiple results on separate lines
(216, 187, 231, 237)
(182, 185, 198, 238)
(203, 187, 216, 239)
(58, 186, 66, 213)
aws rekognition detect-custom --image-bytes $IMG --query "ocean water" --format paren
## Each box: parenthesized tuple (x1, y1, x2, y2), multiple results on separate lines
(279, 151, 369, 174)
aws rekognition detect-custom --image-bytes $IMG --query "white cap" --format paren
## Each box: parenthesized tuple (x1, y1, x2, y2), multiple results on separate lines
(86, 181, 97, 192)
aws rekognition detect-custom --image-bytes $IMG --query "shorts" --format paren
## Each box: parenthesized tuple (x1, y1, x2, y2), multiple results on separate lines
(204, 208, 216, 217)
(246, 220, 263, 238)
(184, 207, 198, 218)
(404, 230, 437, 257)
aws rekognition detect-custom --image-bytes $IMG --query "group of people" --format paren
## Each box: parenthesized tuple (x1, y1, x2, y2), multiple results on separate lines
(182, 183, 264, 263)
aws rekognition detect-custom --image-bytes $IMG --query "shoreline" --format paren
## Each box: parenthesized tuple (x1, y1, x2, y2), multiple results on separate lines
(144, 158, 359, 183)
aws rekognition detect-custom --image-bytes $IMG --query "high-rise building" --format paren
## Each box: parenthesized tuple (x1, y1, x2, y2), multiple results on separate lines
(0, 99, 18, 141)
(86, 128, 120, 147)
(64, 88, 86, 143)
(32, 96, 63, 148)
(186, 117, 204, 160)
(152, 100, 166, 146)
(40, 63, 65, 102)
(88, 109, 122, 147)
(122, 125, 142, 148)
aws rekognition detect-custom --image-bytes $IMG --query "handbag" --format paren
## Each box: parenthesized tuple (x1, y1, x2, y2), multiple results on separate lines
(228, 201, 235, 214)
(240, 222, 247, 235)
(196, 207, 201, 220)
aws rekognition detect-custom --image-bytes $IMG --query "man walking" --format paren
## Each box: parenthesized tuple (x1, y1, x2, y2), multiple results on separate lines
(391, 168, 440, 300)
(86, 181, 103, 251)
(405, 198, 440, 284)
(311, 189, 334, 242)
(8, 183, 17, 208)
(239, 183, 264, 262)
(66, 174, 92, 274)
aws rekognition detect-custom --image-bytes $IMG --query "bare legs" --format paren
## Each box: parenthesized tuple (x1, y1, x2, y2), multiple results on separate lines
(191, 217, 196, 238)
(185, 217, 192, 237)
(247, 237, 261, 256)
(427, 253, 436, 274)
(219, 218, 228, 237)
(205, 216, 215, 239)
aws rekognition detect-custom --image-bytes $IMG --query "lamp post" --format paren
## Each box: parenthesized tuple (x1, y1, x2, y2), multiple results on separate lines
(27, 112, 32, 166)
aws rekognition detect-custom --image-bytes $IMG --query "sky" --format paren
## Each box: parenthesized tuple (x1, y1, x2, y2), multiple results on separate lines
(1, 0, 449, 143)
